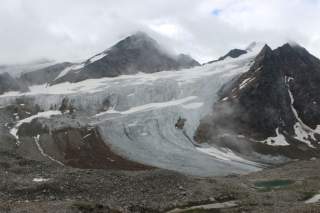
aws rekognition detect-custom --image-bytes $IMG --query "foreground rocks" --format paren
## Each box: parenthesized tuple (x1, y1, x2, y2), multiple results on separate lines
(1, 100, 320, 212)
(0, 150, 320, 212)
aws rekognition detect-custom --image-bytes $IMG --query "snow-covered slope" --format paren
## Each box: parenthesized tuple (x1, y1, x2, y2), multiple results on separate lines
(0, 44, 263, 176)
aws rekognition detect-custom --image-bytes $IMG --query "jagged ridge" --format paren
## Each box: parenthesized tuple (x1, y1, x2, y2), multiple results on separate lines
(195, 43, 320, 161)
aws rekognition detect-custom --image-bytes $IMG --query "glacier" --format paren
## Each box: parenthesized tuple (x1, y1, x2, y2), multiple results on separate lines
(0, 45, 264, 176)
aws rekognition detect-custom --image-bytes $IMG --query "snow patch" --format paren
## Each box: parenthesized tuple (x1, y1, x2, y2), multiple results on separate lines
(260, 128, 290, 146)
(88, 52, 107, 63)
(82, 133, 92, 140)
(55, 63, 85, 80)
(34, 134, 64, 166)
(286, 76, 316, 148)
(239, 77, 255, 89)
(305, 194, 320, 204)
(32, 178, 50, 183)
(10, 111, 61, 144)
(293, 123, 315, 148)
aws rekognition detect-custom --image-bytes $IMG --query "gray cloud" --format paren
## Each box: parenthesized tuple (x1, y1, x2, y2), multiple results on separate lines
(1, 0, 320, 64)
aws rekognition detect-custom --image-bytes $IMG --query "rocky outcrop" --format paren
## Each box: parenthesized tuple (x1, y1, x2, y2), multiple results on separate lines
(206, 48, 248, 64)
(195, 43, 320, 160)
(52, 32, 200, 84)
(58, 97, 75, 114)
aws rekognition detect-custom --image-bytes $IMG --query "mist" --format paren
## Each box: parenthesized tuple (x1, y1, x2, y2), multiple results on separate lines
(1, 0, 320, 65)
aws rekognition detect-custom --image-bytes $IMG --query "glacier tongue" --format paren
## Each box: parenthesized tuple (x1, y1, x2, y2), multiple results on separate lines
(0, 49, 262, 176)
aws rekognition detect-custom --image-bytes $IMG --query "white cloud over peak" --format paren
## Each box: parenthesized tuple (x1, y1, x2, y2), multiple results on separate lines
(0, 0, 319, 64)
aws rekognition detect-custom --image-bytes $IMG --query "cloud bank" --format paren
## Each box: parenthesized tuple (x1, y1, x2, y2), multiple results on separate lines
(0, 0, 319, 64)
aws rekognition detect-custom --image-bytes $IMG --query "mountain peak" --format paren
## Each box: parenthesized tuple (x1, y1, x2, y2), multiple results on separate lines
(50, 32, 199, 84)
(282, 42, 311, 56)
(257, 44, 273, 57)
(132, 31, 152, 39)
(278, 43, 293, 51)
(248, 44, 272, 70)
(113, 31, 160, 52)
(129, 31, 157, 44)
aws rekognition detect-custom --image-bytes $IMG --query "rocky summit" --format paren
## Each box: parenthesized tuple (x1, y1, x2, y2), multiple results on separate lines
(195, 43, 320, 163)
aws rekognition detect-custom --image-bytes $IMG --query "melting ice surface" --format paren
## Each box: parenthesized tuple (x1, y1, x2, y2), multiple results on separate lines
(0, 45, 264, 176)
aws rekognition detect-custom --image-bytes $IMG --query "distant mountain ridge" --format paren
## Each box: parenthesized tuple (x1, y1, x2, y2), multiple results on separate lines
(0, 32, 201, 93)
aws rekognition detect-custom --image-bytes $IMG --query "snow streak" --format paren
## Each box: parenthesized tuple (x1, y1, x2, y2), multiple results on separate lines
(285, 76, 316, 148)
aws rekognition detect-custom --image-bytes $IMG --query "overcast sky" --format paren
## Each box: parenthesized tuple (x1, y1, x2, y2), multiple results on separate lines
(1, 0, 320, 64)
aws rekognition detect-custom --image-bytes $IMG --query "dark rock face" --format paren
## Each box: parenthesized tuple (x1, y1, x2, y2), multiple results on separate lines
(20, 62, 72, 85)
(3, 97, 41, 120)
(0, 99, 43, 153)
(47, 127, 152, 170)
(206, 48, 247, 64)
(16, 118, 151, 170)
(0, 72, 28, 94)
(218, 49, 248, 61)
(175, 117, 186, 130)
(58, 97, 75, 114)
(176, 54, 200, 67)
(52, 32, 200, 84)
(195, 44, 320, 160)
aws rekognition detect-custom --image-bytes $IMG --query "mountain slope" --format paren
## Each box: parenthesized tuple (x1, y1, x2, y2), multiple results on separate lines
(20, 62, 72, 85)
(195, 43, 320, 161)
(0, 72, 28, 95)
(52, 32, 200, 84)
(0, 59, 55, 77)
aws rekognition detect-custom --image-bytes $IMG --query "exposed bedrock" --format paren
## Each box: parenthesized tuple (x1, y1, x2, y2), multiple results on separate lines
(195, 44, 320, 161)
